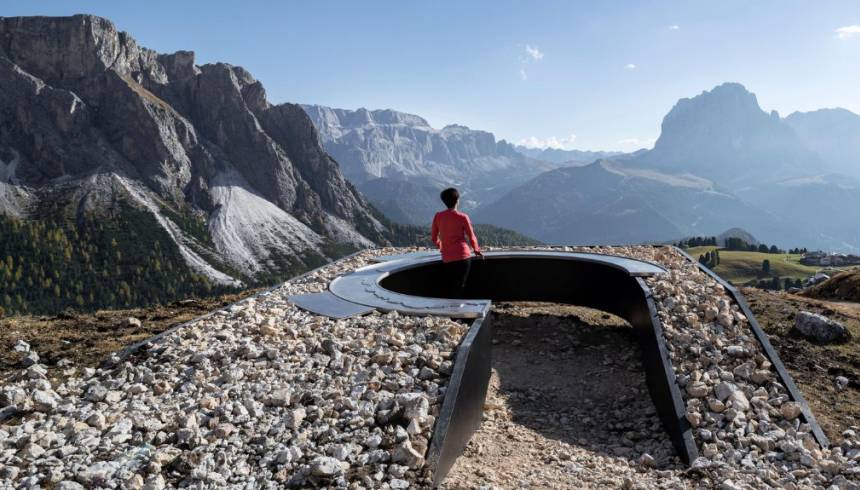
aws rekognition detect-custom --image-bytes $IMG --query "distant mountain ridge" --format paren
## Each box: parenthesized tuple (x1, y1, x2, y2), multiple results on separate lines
(477, 83, 860, 252)
(514, 146, 624, 165)
(302, 104, 553, 186)
(474, 160, 788, 245)
(785, 108, 860, 178)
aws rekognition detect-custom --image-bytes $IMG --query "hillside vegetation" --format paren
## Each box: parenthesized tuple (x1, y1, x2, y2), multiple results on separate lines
(685, 246, 822, 286)
(0, 202, 539, 316)
(0, 205, 232, 316)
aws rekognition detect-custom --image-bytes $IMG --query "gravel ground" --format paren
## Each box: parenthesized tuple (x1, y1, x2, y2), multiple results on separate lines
(0, 248, 468, 488)
(1, 246, 859, 489)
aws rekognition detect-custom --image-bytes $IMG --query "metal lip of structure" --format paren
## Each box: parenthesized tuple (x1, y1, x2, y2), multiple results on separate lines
(329, 250, 666, 319)
(370, 249, 667, 276)
(286, 291, 376, 319)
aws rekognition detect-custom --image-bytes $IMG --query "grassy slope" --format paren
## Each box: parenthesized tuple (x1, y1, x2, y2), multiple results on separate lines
(685, 246, 822, 284)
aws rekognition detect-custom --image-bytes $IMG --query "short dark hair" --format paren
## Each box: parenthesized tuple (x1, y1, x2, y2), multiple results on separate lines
(440, 188, 459, 208)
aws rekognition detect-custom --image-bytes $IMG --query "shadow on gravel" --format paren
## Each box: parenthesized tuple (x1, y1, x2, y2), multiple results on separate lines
(489, 302, 680, 467)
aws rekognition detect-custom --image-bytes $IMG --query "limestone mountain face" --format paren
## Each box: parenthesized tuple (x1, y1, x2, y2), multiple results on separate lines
(0, 15, 385, 285)
(302, 104, 555, 223)
(636, 83, 823, 185)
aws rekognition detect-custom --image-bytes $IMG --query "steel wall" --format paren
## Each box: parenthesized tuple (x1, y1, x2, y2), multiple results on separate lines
(426, 312, 494, 486)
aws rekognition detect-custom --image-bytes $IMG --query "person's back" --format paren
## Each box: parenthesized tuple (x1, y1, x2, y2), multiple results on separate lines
(432, 208, 479, 263)
(431, 187, 481, 297)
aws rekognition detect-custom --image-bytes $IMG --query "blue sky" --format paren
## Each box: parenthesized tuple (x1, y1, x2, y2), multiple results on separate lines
(4, 1, 859, 151)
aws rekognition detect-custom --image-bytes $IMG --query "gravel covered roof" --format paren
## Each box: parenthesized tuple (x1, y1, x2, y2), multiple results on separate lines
(1, 246, 858, 489)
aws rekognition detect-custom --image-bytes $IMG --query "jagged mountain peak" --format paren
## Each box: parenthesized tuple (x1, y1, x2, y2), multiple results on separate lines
(661, 82, 767, 130)
(638, 81, 819, 183)
(0, 15, 385, 287)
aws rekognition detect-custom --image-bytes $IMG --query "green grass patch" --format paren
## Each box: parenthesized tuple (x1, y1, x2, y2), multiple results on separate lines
(684, 246, 841, 285)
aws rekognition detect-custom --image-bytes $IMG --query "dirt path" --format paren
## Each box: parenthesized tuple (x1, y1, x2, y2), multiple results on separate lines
(441, 302, 687, 489)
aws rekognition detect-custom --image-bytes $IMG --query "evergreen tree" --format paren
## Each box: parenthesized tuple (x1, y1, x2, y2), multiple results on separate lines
(762, 259, 771, 274)
(0, 205, 239, 315)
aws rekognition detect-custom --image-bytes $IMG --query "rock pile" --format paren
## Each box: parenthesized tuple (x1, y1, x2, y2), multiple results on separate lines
(0, 250, 468, 488)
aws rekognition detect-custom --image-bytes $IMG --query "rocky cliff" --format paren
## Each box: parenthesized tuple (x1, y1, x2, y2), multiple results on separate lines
(302, 104, 554, 224)
(0, 15, 386, 287)
(635, 83, 822, 185)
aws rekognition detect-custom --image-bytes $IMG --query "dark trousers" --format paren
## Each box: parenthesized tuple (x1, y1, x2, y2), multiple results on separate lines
(444, 258, 471, 298)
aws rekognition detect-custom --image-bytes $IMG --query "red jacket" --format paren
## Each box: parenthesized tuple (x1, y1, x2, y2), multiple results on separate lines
(431, 209, 481, 263)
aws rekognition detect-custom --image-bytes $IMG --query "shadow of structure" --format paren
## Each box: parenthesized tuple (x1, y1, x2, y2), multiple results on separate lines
(487, 303, 681, 468)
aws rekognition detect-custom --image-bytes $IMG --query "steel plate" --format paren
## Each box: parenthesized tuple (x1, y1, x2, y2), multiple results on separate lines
(287, 291, 376, 319)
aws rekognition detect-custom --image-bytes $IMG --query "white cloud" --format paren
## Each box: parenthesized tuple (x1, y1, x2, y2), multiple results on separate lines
(518, 44, 544, 80)
(836, 25, 860, 40)
(517, 133, 578, 150)
(525, 44, 545, 61)
(625, 63, 637, 70)
(669, 25, 680, 30)
(618, 137, 657, 148)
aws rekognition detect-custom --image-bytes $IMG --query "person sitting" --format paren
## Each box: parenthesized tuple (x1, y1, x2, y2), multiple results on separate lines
(431, 187, 482, 298)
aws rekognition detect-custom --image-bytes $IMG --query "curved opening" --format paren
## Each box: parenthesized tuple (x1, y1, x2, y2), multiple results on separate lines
(379, 257, 645, 322)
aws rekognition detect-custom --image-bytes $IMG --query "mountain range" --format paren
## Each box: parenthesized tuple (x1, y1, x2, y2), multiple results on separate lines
(4, 15, 860, 316)
(513, 146, 624, 165)
(477, 83, 860, 250)
(0, 15, 388, 296)
(302, 104, 556, 224)
(302, 83, 860, 252)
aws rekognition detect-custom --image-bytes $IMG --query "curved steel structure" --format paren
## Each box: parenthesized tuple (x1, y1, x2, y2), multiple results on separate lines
(328, 251, 666, 318)
(285, 249, 826, 485)
(324, 251, 694, 484)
